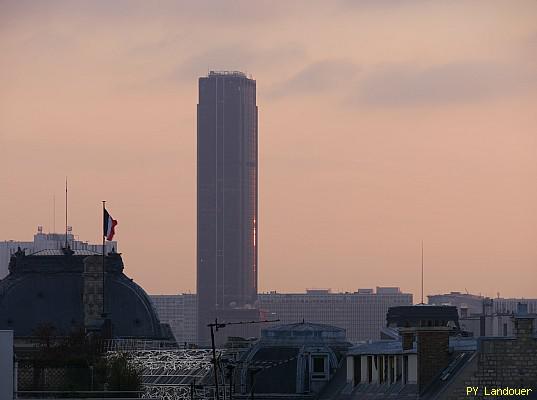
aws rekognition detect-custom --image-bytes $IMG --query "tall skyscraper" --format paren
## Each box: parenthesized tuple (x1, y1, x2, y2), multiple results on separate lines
(197, 71, 258, 345)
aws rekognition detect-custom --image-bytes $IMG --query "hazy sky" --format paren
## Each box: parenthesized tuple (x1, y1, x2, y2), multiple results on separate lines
(1, 1, 536, 299)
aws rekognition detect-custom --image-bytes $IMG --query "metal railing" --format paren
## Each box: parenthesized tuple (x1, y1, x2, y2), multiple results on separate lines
(15, 390, 152, 399)
(103, 339, 178, 352)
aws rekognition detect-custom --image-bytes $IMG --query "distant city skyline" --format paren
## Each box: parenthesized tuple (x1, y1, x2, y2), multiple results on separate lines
(150, 288, 537, 344)
(1, 1, 536, 299)
(152, 287, 413, 344)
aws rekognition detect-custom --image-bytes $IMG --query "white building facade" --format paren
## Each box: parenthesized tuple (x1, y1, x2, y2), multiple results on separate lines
(258, 288, 413, 343)
(428, 292, 537, 316)
(346, 343, 417, 386)
(150, 294, 197, 345)
(428, 291, 537, 337)
(493, 298, 537, 314)
(0, 228, 117, 279)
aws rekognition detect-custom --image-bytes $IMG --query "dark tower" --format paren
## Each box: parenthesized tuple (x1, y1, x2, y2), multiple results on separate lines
(197, 71, 258, 345)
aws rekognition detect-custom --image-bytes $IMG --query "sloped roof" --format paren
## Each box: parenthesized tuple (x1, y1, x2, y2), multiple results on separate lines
(347, 340, 416, 355)
(30, 249, 100, 256)
(264, 322, 345, 332)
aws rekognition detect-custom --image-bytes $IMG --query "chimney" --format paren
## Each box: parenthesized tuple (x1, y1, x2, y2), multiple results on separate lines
(415, 327, 451, 394)
(400, 329, 415, 351)
(513, 303, 534, 340)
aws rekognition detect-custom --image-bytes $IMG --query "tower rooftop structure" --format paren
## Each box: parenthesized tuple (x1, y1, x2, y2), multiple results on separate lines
(208, 70, 247, 78)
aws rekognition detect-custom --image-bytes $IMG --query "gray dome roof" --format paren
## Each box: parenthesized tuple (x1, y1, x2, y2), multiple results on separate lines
(0, 249, 164, 339)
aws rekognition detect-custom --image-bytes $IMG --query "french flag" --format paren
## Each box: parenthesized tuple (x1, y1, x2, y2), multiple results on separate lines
(103, 208, 118, 241)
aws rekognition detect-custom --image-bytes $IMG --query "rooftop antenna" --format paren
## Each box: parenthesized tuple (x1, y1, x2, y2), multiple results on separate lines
(65, 178, 68, 248)
(53, 194, 56, 234)
(421, 240, 424, 304)
(207, 318, 279, 400)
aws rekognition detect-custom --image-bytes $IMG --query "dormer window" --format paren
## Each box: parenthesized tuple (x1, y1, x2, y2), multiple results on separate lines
(311, 354, 329, 380)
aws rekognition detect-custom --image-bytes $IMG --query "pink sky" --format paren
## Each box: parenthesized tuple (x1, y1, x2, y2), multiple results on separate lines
(1, 1, 536, 299)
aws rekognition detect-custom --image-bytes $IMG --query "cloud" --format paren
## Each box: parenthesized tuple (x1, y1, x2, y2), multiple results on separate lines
(524, 31, 537, 62)
(353, 61, 537, 107)
(336, 0, 428, 10)
(0, 0, 298, 28)
(266, 57, 537, 106)
(268, 59, 359, 98)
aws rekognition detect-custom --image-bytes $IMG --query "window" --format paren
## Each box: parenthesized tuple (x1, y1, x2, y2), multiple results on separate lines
(311, 354, 328, 380)
(403, 355, 408, 384)
(353, 356, 361, 385)
(367, 356, 372, 383)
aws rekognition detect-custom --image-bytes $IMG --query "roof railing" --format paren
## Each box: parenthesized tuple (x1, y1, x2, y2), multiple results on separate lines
(208, 70, 247, 78)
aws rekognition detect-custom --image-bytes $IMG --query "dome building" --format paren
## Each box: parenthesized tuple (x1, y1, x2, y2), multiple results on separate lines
(0, 247, 167, 339)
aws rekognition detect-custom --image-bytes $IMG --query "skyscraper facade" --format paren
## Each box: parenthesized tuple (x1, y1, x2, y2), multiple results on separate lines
(197, 71, 258, 345)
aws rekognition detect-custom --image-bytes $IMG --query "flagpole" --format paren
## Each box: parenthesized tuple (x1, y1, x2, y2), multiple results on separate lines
(421, 240, 424, 305)
(102, 200, 106, 317)
(65, 178, 68, 248)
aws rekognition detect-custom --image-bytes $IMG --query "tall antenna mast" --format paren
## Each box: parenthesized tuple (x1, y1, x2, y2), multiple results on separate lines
(65, 178, 68, 248)
(421, 240, 424, 304)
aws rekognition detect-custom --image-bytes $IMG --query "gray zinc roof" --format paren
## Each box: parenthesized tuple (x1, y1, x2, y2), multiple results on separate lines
(30, 249, 100, 256)
(347, 340, 416, 355)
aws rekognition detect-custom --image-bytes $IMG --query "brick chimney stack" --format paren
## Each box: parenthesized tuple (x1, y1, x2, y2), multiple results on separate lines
(415, 327, 451, 394)
(399, 328, 415, 351)
(513, 302, 534, 340)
